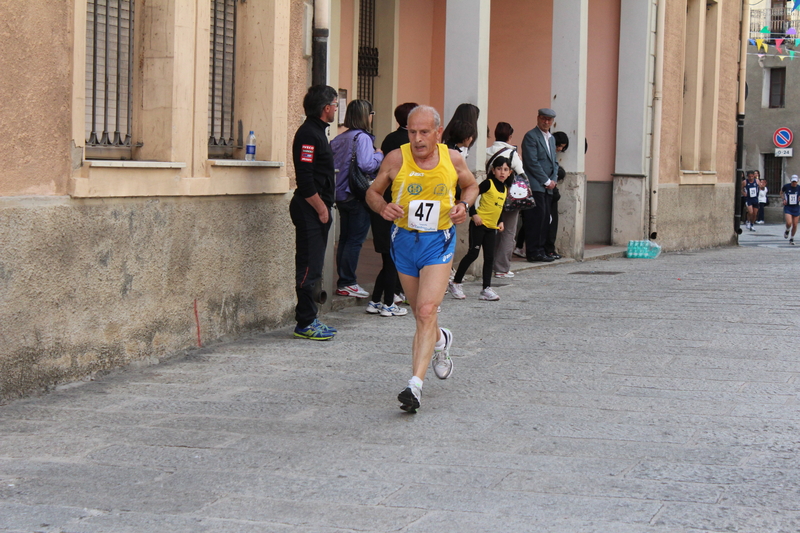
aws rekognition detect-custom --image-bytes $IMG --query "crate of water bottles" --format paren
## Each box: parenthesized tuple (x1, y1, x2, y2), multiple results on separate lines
(626, 240, 661, 259)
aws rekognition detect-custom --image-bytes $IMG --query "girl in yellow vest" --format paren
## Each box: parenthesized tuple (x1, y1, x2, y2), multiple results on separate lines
(449, 156, 511, 300)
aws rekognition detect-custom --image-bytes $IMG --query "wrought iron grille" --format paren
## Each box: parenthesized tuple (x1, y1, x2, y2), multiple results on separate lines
(763, 154, 783, 194)
(357, 0, 378, 104)
(209, 0, 237, 156)
(85, 0, 134, 157)
(750, 6, 800, 42)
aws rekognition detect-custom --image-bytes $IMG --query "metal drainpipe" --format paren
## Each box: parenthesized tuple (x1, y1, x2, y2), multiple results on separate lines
(649, 0, 666, 241)
(312, 0, 330, 86)
(734, 0, 750, 236)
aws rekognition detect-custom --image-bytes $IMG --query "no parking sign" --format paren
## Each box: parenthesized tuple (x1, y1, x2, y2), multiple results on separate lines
(775, 128, 794, 157)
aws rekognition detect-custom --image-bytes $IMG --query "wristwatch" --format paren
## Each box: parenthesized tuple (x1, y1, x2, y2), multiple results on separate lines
(459, 200, 469, 210)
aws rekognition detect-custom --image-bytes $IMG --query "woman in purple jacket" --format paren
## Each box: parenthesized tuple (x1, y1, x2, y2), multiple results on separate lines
(330, 100, 384, 298)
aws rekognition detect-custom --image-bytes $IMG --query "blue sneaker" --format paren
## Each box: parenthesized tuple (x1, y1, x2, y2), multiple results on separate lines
(294, 321, 334, 340)
(310, 318, 337, 333)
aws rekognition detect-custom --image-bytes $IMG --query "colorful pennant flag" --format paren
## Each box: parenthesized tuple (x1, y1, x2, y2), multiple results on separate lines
(776, 38, 785, 53)
(761, 26, 770, 34)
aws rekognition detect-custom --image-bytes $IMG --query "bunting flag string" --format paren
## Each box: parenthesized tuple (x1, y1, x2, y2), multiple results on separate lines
(747, 24, 798, 61)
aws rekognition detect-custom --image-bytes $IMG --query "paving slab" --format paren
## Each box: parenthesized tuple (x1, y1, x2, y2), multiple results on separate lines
(2, 236, 800, 532)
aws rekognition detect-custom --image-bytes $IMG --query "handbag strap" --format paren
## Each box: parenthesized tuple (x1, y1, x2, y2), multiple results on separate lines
(349, 132, 364, 165)
(486, 146, 514, 173)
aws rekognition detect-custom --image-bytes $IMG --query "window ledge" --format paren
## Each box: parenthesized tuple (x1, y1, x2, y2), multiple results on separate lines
(70, 160, 290, 198)
(209, 159, 283, 168)
(679, 171, 718, 185)
(86, 160, 187, 169)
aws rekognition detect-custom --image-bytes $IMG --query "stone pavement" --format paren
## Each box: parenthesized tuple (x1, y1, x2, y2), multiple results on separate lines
(2, 232, 800, 533)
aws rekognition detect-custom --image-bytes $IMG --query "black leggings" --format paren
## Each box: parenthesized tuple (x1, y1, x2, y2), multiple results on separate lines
(370, 252, 399, 306)
(454, 222, 496, 289)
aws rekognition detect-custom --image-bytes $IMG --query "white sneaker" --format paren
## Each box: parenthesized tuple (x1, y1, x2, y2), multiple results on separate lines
(380, 303, 408, 317)
(756, 220, 765, 224)
(398, 382, 421, 412)
(448, 281, 466, 299)
(494, 271, 515, 278)
(365, 301, 382, 314)
(479, 287, 500, 301)
(512, 247, 525, 258)
(432, 327, 454, 379)
(336, 284, 369, 298)
(393, 293, 407, 305)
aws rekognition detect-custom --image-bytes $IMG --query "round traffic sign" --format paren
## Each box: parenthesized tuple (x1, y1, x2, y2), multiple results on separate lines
(774, 127, 794, 148)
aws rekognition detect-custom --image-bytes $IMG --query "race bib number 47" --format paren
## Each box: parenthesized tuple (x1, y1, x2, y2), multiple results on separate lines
(407, 200, 441, 231)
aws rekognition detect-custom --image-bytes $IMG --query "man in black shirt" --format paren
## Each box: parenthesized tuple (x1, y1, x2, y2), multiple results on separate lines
(290, 85, 339, 340)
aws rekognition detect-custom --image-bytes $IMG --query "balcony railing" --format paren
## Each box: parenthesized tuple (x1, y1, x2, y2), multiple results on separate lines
(750, 7, 800, 42)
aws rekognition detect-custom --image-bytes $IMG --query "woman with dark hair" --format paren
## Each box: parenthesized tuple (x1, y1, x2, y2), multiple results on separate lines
(443, 120, 477, 157)
(330, 99, 383, 298)
(443, 103, 480, 158)
(486, 122, 526, 278)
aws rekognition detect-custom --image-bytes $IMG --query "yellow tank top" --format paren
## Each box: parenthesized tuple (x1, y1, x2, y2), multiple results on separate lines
(392, 144, 458, 231)
(475, 178, 507, 230)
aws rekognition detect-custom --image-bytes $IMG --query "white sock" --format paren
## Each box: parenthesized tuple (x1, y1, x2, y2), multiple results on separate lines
(434, 328, 446, 351)
(409, 376, 423, 389)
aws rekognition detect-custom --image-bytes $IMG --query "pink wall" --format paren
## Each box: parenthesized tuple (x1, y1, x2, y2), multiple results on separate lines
(585, 0, 621, 182)
(429, 0, 446, 116)
(488, 0, 552, 147)
(338, 0, 355, 99)
(397, 0, 435, 111)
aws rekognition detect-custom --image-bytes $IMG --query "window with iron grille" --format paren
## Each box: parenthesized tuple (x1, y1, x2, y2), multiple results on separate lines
(357, 0, 378, 105)
(769, 67, 786, 109)
(763, 153, 783, 193)
(85, 0, 134, 159)
(209, 0, 237, 158)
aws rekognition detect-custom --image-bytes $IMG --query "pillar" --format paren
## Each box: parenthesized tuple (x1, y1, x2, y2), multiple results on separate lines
(611, 0, 656, 245)
(552, 0, 588, 259)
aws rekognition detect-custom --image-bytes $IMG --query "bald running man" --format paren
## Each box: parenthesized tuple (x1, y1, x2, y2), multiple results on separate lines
(367, 105, 478, 413)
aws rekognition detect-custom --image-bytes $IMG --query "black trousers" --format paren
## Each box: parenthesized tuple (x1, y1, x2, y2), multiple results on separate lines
(454, 222, 497, 289)
(290, 195, 332, 328)
(523, 191, 550, 258)
(545, 190, 559, 255)
(371, 252, 399, 306)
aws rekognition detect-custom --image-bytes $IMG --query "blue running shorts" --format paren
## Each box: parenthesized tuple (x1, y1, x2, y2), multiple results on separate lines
(785, 205, 800, 217)
(391, 226, 456, 277)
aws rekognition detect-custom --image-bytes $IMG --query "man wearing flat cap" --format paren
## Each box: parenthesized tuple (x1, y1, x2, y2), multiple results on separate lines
(521, 108, 559, 262)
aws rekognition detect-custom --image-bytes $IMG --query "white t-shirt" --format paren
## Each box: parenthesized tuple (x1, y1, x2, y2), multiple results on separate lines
(758, 187, 768, 203)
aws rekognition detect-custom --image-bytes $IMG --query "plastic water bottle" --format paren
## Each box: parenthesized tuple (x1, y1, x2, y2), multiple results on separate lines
(245, 131, 256, 161)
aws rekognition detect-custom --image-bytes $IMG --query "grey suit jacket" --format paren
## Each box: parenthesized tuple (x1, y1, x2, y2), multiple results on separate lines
(521, 127, 558, 194)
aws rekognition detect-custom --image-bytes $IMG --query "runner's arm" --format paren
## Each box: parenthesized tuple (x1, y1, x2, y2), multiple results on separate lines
(366, 149, 405, 221)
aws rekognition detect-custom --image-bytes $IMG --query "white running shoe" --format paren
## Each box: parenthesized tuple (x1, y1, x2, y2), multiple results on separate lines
(398, 383, 421, 413)
(393, 293, 407, 305)
(365, 301, 382, 314)
(336, 284, 369, 298)
(479, 287, 500, 301)
(380, 303, 408, 317)
(448, 281, 466, 299)
(494, 271, 515, 278)
(432, 327, 454, 379)
(513, 247, 525, 258)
